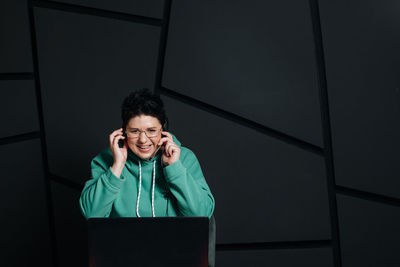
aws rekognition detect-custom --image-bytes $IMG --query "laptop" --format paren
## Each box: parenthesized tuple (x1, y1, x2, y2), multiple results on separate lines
(88, 217, 209, 267)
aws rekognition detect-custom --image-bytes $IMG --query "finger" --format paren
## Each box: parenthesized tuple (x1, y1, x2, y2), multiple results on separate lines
(161, 145, 168, 158)
(161, 144, 166, 155)
(167, 143, 175, 157)
(168, 145, 175, 157)
(112, 134, 120, 148)
(158, 136, 176, 147)
(164, 143, 170, 157)
(158, 137, 170, 146)
(161, 131, 173, 141)
(113, 132, 124, 141)
(109, 128, 124, 145)
(110, 128, 123, 136)
(170, 144, 179, 155)
(113, 134, 125, 148)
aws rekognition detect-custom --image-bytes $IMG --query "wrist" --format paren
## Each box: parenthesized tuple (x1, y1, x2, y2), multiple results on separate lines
(111, 162, 124, 178)
(113, 160, 125, 168)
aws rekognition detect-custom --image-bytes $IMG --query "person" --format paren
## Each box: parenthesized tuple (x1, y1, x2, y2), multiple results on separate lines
(79, 88, 215, 219)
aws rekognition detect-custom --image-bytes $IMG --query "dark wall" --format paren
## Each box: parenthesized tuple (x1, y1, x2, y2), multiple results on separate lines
(1, 0, 399, 266)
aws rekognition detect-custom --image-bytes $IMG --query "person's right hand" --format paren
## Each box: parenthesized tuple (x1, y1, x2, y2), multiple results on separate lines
(109, 128, 127, 172)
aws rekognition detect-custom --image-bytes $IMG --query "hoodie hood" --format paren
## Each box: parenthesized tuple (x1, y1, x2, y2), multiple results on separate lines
(127, 132, 182, 164)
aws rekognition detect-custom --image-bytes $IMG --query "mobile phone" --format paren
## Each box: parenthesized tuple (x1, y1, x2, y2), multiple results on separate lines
(149, 143, 162, 159)
(118, 129, 127, 148)
(149, 132, 166, 159)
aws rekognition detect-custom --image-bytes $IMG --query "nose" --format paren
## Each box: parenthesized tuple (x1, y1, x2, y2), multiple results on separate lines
(138, 131, 148, 143)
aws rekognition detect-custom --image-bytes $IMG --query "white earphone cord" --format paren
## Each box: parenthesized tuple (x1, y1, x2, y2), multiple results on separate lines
(136, 160, 156, 217)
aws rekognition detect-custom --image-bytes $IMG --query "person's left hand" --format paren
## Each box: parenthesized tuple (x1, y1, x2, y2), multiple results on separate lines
(158, 131, 181, 166)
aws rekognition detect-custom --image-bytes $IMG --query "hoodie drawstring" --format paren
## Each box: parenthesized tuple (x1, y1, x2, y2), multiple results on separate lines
(136, 160, 156, 217)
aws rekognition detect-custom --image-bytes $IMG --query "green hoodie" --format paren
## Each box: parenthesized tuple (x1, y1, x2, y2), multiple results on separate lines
(79, 133, 215, 219)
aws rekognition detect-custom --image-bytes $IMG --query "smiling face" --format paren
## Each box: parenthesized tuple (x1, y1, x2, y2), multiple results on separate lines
(125, 115, 163, 160)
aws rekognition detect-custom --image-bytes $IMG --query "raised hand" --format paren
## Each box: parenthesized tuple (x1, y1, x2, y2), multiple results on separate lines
(158, 131, 181, 166)
(109, 128, 127, 177)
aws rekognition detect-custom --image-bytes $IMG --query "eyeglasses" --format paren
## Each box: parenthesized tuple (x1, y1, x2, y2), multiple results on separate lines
(125, 128, 162, 139)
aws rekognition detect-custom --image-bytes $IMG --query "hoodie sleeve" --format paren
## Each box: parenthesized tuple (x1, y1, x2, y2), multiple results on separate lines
(163, 148, 215, 218)
(79, 150, 126, 219)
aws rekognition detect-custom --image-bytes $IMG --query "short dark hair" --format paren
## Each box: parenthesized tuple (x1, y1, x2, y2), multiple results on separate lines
(121, 88, 168, 130)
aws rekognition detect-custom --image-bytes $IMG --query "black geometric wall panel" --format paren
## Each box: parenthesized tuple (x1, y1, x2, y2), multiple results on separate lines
(1, 0, 398, 266)
(319, 0, 400, 198)
(163, 0, 323, 147)
(52, 0, 164, 18)
(0, 0, 33, 72)
(216, 248, 334, 267)
(337, 195, 400, 267)
(51, 181, 88, 267)
(162, 95, 331, 243)
(0, 80, 39, 138)
(34, 7, 161, 183)
(0, 139, 52, 267)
